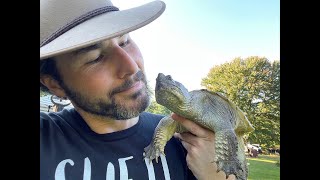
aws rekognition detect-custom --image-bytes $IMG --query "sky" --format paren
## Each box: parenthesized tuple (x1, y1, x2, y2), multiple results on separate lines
(113, 0, 280, 92)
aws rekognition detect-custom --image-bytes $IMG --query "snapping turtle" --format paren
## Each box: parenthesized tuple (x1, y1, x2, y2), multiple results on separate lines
(144, 73, 254, 180)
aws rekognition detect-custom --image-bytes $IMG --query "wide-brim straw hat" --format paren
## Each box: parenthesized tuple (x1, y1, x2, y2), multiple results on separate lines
(40, 0, 165, 60)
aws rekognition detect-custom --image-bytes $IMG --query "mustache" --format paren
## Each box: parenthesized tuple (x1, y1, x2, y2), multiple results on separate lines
(110, 70, 146, 96)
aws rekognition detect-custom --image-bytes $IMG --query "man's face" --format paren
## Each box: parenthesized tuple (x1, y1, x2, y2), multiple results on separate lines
(54, 34, 151, 119)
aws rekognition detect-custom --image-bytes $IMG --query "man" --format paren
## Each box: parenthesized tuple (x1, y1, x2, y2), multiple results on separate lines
(40, 0, 236, 179)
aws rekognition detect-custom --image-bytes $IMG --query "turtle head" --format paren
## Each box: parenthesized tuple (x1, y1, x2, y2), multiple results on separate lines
(155, 73, 190, 111)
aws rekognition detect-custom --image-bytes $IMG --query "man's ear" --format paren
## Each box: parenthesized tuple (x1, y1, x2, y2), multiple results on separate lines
(40, 75, 66, 98)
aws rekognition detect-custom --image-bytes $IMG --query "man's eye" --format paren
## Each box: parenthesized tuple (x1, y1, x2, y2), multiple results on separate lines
(88, 55, 104, 64)
(119, 39, 130, 47)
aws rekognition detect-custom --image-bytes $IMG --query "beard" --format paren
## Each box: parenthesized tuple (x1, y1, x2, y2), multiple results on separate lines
(59, 70, 152, 120)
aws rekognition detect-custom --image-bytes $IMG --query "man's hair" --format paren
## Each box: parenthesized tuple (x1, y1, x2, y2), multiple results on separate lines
(40, 57, 63, 93)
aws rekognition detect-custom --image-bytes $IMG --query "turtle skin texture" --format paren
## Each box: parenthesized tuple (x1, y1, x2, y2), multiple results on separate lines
(144, 73, 254, 180)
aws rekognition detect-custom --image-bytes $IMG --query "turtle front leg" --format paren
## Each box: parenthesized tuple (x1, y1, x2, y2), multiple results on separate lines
(214, 129, 244, 180)
(144, 116, 179, 163)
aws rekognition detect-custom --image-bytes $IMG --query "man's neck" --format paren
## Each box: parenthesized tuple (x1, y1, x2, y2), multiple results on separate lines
(75, 108, 139, 134)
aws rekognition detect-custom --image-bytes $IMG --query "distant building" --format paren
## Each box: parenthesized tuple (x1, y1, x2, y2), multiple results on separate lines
(40, 95, 73, 112)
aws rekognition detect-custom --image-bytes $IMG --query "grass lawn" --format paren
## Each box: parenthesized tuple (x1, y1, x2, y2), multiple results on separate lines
(247, 154, 280, 180)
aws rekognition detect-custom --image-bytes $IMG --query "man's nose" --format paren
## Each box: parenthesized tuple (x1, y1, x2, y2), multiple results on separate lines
(113, 46, 139, 79)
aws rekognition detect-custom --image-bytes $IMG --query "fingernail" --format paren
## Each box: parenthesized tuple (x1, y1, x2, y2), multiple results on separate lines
(173, 133, 180, 139)
(171, 113, 180, 121)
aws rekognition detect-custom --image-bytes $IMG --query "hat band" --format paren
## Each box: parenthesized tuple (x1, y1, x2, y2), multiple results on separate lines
(40, 6, 119, 47)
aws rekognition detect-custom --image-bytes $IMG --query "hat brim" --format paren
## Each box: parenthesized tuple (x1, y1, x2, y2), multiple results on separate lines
(40, 1, 165, 60)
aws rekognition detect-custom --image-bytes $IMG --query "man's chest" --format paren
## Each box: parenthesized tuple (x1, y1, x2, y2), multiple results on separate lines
(40, 139, 187, 180)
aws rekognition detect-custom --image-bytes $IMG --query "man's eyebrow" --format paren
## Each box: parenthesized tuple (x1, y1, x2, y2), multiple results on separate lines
(74, 44, 101, 55)
(73, 34, 128, 55)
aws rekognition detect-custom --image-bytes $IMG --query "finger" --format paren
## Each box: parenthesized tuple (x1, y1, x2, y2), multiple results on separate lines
(226, 174, 236, 180)
(172, 113, 210, 138)
(174, 132, 201, 147)
(180, 138, 193, 152)
(174, 134, 198, 160)
(173, 133, 193, 152)
(173, 132, 181, 139)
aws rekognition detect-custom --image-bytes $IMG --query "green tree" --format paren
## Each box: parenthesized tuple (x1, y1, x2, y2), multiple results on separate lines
(201, 56, 280, 148)
(146, 99, 171, 116)
(40, 90, 49, 97)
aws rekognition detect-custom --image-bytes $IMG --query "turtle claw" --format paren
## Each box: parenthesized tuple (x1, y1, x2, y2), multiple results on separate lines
(214, 159, 244, 180)
(214, 130, 246, 180)
(143, 142, 164, 164)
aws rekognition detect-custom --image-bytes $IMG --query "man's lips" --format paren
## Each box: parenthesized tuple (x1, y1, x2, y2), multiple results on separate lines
(118, 81, 143, 94)
(110, 70, 146, 96)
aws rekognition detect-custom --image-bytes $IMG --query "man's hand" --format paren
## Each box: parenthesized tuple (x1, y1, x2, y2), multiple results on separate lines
(172, 113, 236, 180)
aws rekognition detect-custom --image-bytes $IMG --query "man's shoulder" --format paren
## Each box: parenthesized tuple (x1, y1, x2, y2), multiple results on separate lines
(40, 108, 75, 129)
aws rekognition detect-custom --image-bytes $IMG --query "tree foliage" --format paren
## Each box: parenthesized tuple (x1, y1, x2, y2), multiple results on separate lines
(146, 99, 171, 116)
(201, 56, 280, 148)
(40, 90, 49, 97)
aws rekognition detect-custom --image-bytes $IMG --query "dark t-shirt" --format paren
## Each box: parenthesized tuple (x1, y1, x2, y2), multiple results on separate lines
(40, 108, 195, 180)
